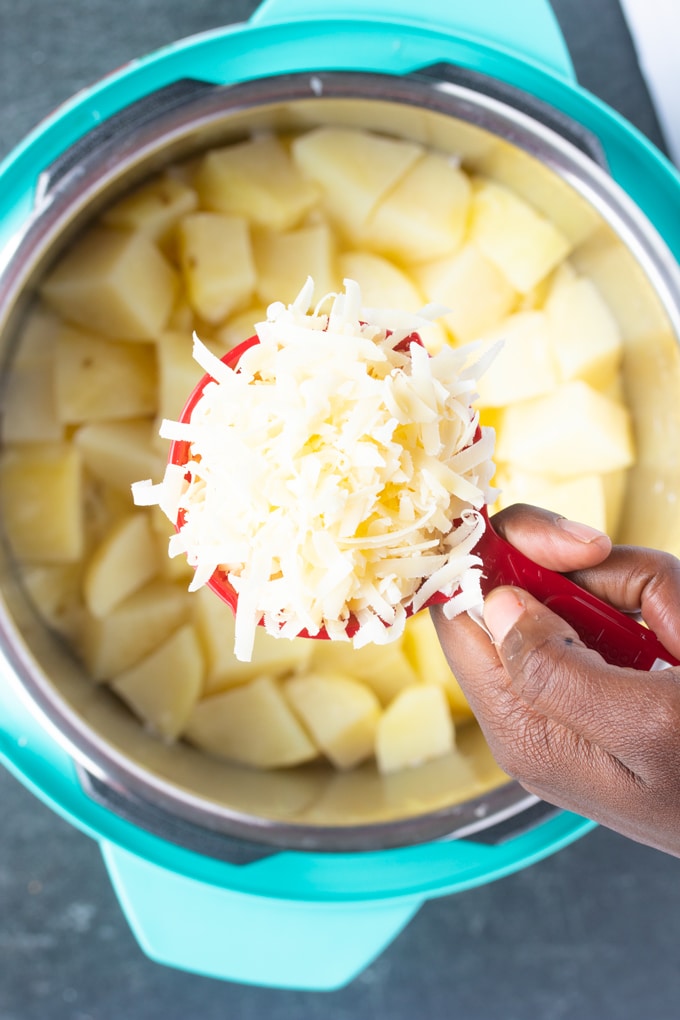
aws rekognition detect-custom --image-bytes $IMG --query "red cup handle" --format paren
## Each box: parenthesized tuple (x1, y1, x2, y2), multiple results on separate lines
(477, 519, 680, 671)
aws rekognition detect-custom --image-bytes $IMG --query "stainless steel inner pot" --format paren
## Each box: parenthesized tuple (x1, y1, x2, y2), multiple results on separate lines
(2, 69, 680, 856)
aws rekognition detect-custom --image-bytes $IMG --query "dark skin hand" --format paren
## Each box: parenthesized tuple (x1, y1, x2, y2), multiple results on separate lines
(431, 503, 680, 858)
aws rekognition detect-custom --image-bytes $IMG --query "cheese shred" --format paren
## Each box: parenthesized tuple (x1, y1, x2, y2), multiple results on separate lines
(133, 278, 497, 661)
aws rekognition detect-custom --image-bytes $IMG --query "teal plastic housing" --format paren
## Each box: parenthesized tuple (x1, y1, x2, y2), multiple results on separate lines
(1, 0, 679, 991)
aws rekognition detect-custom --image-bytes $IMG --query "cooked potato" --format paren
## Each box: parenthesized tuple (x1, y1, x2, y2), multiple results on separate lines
(402, 612, 473, 722)
(2, 360, 62, 443)
(112, 624, 204, 740)
(74, 419, 164, 492)
(178, 212, 255, 322)
(252, 222, 337, 306)
(79, 579, 191, 680)
(475, 311, 560, 407)
(496, 380, 635, 475)
(546, 271, 623, 389)
(83, 513, 160, 618)
(195, 135, 318, 231)
(42, 227, 177, 340)
(103, 174, 198, 244)
(54, 326, 157, 423)
(413, 243, 517, 344)
(185, 676, 319, 767)
(192, 586, 312, 695)
(291, 127, 422, 242)
(284, 671, 381, 769)
(0, 443, 83, 562)
(493, 466, 608, 534)
(375, 685, 454, 774)
(360, 152, 470, 263)
(309, 637, 420, 706)
(470, 179, 571, 292)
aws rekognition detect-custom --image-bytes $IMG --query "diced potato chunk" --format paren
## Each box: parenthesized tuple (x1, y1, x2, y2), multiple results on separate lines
(496, 381, 635, 476)
(2, 360, 62, 442)
(195, 136, 319, 231)
(54, 326, 157, 423)
(291, 127, 422, 242)
(214, 304, 269, 351)
(79, 579, 191, 680)
(82, 476, 135, 549)
(413, 243, 517, 344)
(102, 175, 198, 243)
(602, 469, 628, 537)
(309, 637, 420, 706)
(112, 624, 204, 740)
(338, 251, 422, 310)
(0, 443, 83, 562)
(74, 419, 164, 492)
(402, 612, 473, 721)
(493, 466, 608, 534)
(360, 152, 470, 263)
(337, 251, 447, 354)
(475, 312, 560, 407)
(253, 222, 337, 306)
(545, 272, 622, 389)
(193, 587, 312, 694)
(284, 671, 381, 769)
(21, 563, 84, 638)
(150, 506, 194, 583)
(83, 513, 159, 618)
(475, 142, 600, 247)
(375, 685, 454, 774)
(178, 212, 255, 323)
(42, 227, 177, 340)
(470, 179, 571, 292)
(185, 676, 318, 768)
(156, 329, 205, 423)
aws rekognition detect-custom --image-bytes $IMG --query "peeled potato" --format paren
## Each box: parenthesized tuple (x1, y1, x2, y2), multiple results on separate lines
(375, 685, 454, 774)
(284, 671, 381, 769)
(195, 135, 318, 231)
(54, 326, 157, 424)
(79, 580, 191, 681)
(42, 227, 177, 340)
(112, 624, 204, 740)
(185, 676, 319, 768)
(0, 443, 83, 563)
(291, 127, 422, 242)
(496, 380, 635, 476)
(83, 513, 159, 618)
(178, 212, 255, 322)
(470, 178, 571, 292)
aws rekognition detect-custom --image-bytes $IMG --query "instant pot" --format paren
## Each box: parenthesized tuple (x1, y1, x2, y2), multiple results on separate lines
(1, 0, 680, 990)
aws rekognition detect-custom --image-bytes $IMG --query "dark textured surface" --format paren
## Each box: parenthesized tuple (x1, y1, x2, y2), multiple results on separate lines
(1, 2, 678, 1018)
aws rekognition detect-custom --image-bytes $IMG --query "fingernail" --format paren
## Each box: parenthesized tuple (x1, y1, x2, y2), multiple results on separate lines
(484, 588, 526, 646)
(556, 517, 608, 543)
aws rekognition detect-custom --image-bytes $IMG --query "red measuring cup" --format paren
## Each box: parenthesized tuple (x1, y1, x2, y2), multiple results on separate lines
(168, 335, 680, 670)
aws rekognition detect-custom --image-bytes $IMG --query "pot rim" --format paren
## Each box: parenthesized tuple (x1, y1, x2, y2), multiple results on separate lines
(1, 68, 679, 854)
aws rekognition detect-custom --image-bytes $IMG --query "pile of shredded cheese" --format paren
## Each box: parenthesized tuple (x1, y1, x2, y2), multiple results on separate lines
(133, 278, 497, 661)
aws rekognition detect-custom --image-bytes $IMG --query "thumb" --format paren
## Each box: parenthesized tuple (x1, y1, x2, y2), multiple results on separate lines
(482, 585, 671, 759)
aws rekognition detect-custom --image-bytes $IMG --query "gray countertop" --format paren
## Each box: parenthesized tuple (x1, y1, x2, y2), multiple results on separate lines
(1, 2, 680, 1018)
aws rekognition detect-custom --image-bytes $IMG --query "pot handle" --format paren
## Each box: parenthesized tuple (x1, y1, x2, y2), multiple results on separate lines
(250, 0, 575, 81)
(100, 840, 421, 990)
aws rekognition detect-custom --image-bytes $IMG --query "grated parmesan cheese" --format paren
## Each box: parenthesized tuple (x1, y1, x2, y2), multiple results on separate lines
(132, 278, 497, 661)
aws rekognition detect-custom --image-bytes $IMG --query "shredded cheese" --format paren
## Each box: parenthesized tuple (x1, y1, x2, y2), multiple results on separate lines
(132, 278, 497, 661)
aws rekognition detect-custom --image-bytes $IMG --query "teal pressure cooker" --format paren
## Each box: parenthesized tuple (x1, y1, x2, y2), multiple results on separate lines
(1, 0, 680, 991)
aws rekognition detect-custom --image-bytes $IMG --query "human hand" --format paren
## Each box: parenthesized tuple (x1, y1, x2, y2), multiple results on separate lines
(431, 503, 680, 857)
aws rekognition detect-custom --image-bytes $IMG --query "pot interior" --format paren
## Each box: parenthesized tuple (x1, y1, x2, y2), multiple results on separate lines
(1, 78, 679, 848)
